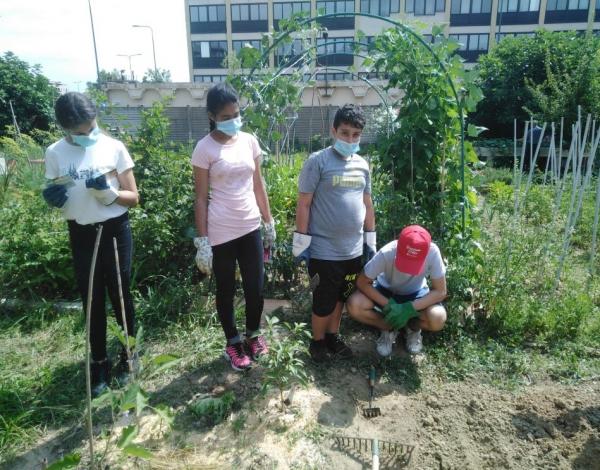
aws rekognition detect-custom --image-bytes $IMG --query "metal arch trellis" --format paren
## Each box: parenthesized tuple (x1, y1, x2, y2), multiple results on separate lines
(261, 40, 396, 135)
(245, 12, 468, 236)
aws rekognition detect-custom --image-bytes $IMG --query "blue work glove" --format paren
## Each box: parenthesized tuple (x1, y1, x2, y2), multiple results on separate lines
(85, 174, 119, 205)
(292, 232, 311, 265)
(42, 184, 68, 208)
(382, 299, 420, 329)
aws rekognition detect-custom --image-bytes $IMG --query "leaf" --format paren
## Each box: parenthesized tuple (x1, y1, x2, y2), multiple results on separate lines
(122, 444, 154, 459)
(467, 123, 488, 137)
(120, 383, 141, 412)
(136, 389, 149, 417)
(117, 425, 139, 448)
(153, 404, 175, 428)
(46, 454, 81, 470)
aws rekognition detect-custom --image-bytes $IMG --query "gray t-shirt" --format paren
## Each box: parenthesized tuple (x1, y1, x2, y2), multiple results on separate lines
(364, 240, 446, 295)
(298, 146, 371, 260)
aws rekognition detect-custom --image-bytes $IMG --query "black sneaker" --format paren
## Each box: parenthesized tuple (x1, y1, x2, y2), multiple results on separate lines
(115, 350, 140, 386)
(325, 333, 353, 359)
(90, 358, 111, 397)
(309, 339, 330, 363)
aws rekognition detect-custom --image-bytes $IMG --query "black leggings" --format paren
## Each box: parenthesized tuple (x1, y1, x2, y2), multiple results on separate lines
(68, 212, 135, 362)
(212, 229, 264, 340)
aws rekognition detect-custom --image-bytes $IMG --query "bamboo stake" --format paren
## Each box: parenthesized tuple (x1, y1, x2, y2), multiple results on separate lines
(555, 116, 600, 287)
(85, 225, 103, 469)
(558, 117, 564, 181)
(589, 165, 600, 276)
(113, 238, 133, 376)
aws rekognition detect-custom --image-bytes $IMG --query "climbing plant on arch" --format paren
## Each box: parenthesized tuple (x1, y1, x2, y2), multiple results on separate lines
(229, 12, 483, 250)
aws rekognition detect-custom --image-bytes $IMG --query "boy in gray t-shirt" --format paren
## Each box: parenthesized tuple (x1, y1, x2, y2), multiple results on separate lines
(347, 225, 448, 357)
(292, 104, 376, 362)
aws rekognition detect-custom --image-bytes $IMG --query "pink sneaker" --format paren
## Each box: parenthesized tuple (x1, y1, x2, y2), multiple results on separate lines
(224, 343, 252, 371)
(245, 335, 269, 360)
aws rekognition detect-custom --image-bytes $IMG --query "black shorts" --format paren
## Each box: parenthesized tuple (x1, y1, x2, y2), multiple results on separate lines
(308, 256, 362, 317)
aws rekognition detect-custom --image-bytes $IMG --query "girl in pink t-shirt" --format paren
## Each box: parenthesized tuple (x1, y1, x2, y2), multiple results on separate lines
(192, 83, 276, 371)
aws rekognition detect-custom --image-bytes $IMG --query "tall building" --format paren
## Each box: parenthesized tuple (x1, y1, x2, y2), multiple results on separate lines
(185, 0, 600, 83)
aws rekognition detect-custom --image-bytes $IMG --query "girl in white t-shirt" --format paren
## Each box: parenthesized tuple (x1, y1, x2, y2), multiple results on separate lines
(43, 92, 139, 396)
(192, 83, 276, 371)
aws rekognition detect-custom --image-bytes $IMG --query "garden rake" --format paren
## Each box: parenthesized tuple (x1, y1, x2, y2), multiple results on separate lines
(363, 365, 381, 418)
(332, 436, 415, 470)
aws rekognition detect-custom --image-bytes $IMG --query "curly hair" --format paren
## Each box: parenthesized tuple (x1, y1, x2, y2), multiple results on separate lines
(333, 104, 366, 130)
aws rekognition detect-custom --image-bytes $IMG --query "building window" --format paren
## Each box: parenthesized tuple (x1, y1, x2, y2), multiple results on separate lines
(317, 36, 354, 65)
(546, 0, 588, 9)
(450, 0, 492, 13)
(190, 4, 226, 22)
(360, 0, 401, 16)
(316, 0, 355, 13)
(496, 31, 535, 41)
(273, 2, 311, 19)
(192, 41, 228, 68)
(189, 5, 226, 33)
(275, 39, 306, 66)
(497, 0, 540, 10)
(232, 39, 262, 54)
(449, 33, 489, 50)
(193, 75, 227, 83)
(406, 0, 445, 14)
(316, 36, 354, 54)
(231, 3, 268, 20)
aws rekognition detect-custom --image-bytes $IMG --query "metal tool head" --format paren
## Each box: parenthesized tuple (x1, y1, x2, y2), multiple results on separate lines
(363, 406, 381, 418)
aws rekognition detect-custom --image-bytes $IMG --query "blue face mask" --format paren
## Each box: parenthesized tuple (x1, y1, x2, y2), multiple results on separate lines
(72, 127, 100, 148)
(334, 138, 360, 158)
(216, 116, 243, 136)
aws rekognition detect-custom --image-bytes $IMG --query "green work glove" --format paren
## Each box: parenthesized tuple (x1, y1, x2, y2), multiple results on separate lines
(383, 299, 420, 329)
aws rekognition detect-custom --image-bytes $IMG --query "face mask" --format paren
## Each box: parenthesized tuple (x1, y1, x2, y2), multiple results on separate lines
(216, 116, 243, 136)
(72, 127, 100, 147)
(334, 138, 360, 158)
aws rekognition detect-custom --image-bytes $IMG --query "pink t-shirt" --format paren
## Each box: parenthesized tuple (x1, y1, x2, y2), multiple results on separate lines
(191, 131, 262, 246)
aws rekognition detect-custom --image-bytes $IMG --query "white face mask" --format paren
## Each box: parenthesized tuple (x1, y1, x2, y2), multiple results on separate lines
(216, 116, 243, 136)
(334, 138, 360, 158)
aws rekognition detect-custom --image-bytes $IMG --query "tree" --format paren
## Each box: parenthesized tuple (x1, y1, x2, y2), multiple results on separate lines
(473, 31, 600, 137)
(0, 52, 59, 135)
(142, 68, 171, 83)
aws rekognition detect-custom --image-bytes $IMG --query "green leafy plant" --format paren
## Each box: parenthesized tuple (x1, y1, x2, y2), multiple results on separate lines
(90, 325, 179, 466)
(261, 316, 311, 408)
(188, 391, 236, 426)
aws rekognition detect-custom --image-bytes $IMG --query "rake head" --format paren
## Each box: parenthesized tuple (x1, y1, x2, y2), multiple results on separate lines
(332, 436, 415, 466)
(363, 406, 381, 418)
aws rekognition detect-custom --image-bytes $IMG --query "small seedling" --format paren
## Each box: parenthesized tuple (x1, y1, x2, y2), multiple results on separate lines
(261, 316, 311, 408)
(189, 391, 236, 426)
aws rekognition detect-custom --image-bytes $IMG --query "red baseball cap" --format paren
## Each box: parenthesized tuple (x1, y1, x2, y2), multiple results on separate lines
(395, 225, 431, 275)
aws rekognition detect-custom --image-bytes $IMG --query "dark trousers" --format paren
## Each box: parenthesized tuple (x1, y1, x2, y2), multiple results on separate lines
(212, 229, 264, 340)
(68, 212, 136, 362)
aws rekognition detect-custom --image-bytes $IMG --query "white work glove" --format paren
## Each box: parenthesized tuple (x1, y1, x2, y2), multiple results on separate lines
(194, 236, 212, 274)
(292, 231, 312, 264)
(363, 231, 377, 263)
(85, 174, 119, 206)
(262, 218, 276, 249)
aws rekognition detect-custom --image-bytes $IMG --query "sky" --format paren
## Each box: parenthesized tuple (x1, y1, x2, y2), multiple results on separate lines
(0, 0, 189, 91)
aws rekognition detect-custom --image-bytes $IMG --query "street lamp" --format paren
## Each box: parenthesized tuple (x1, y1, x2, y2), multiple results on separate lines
(117, 53, 142, 81)
(87, 0, 101, 84)
(132, 25, 158, 75)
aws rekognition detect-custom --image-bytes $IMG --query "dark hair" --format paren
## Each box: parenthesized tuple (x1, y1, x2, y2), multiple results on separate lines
(206, 82, 239, 131)
(333, 104, 366, 130)
(54, 92, 97, 130)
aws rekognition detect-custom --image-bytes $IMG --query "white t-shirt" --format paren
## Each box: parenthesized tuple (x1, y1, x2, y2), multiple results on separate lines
(44, 134, 134, 225)
(364, 240, 446, 295)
